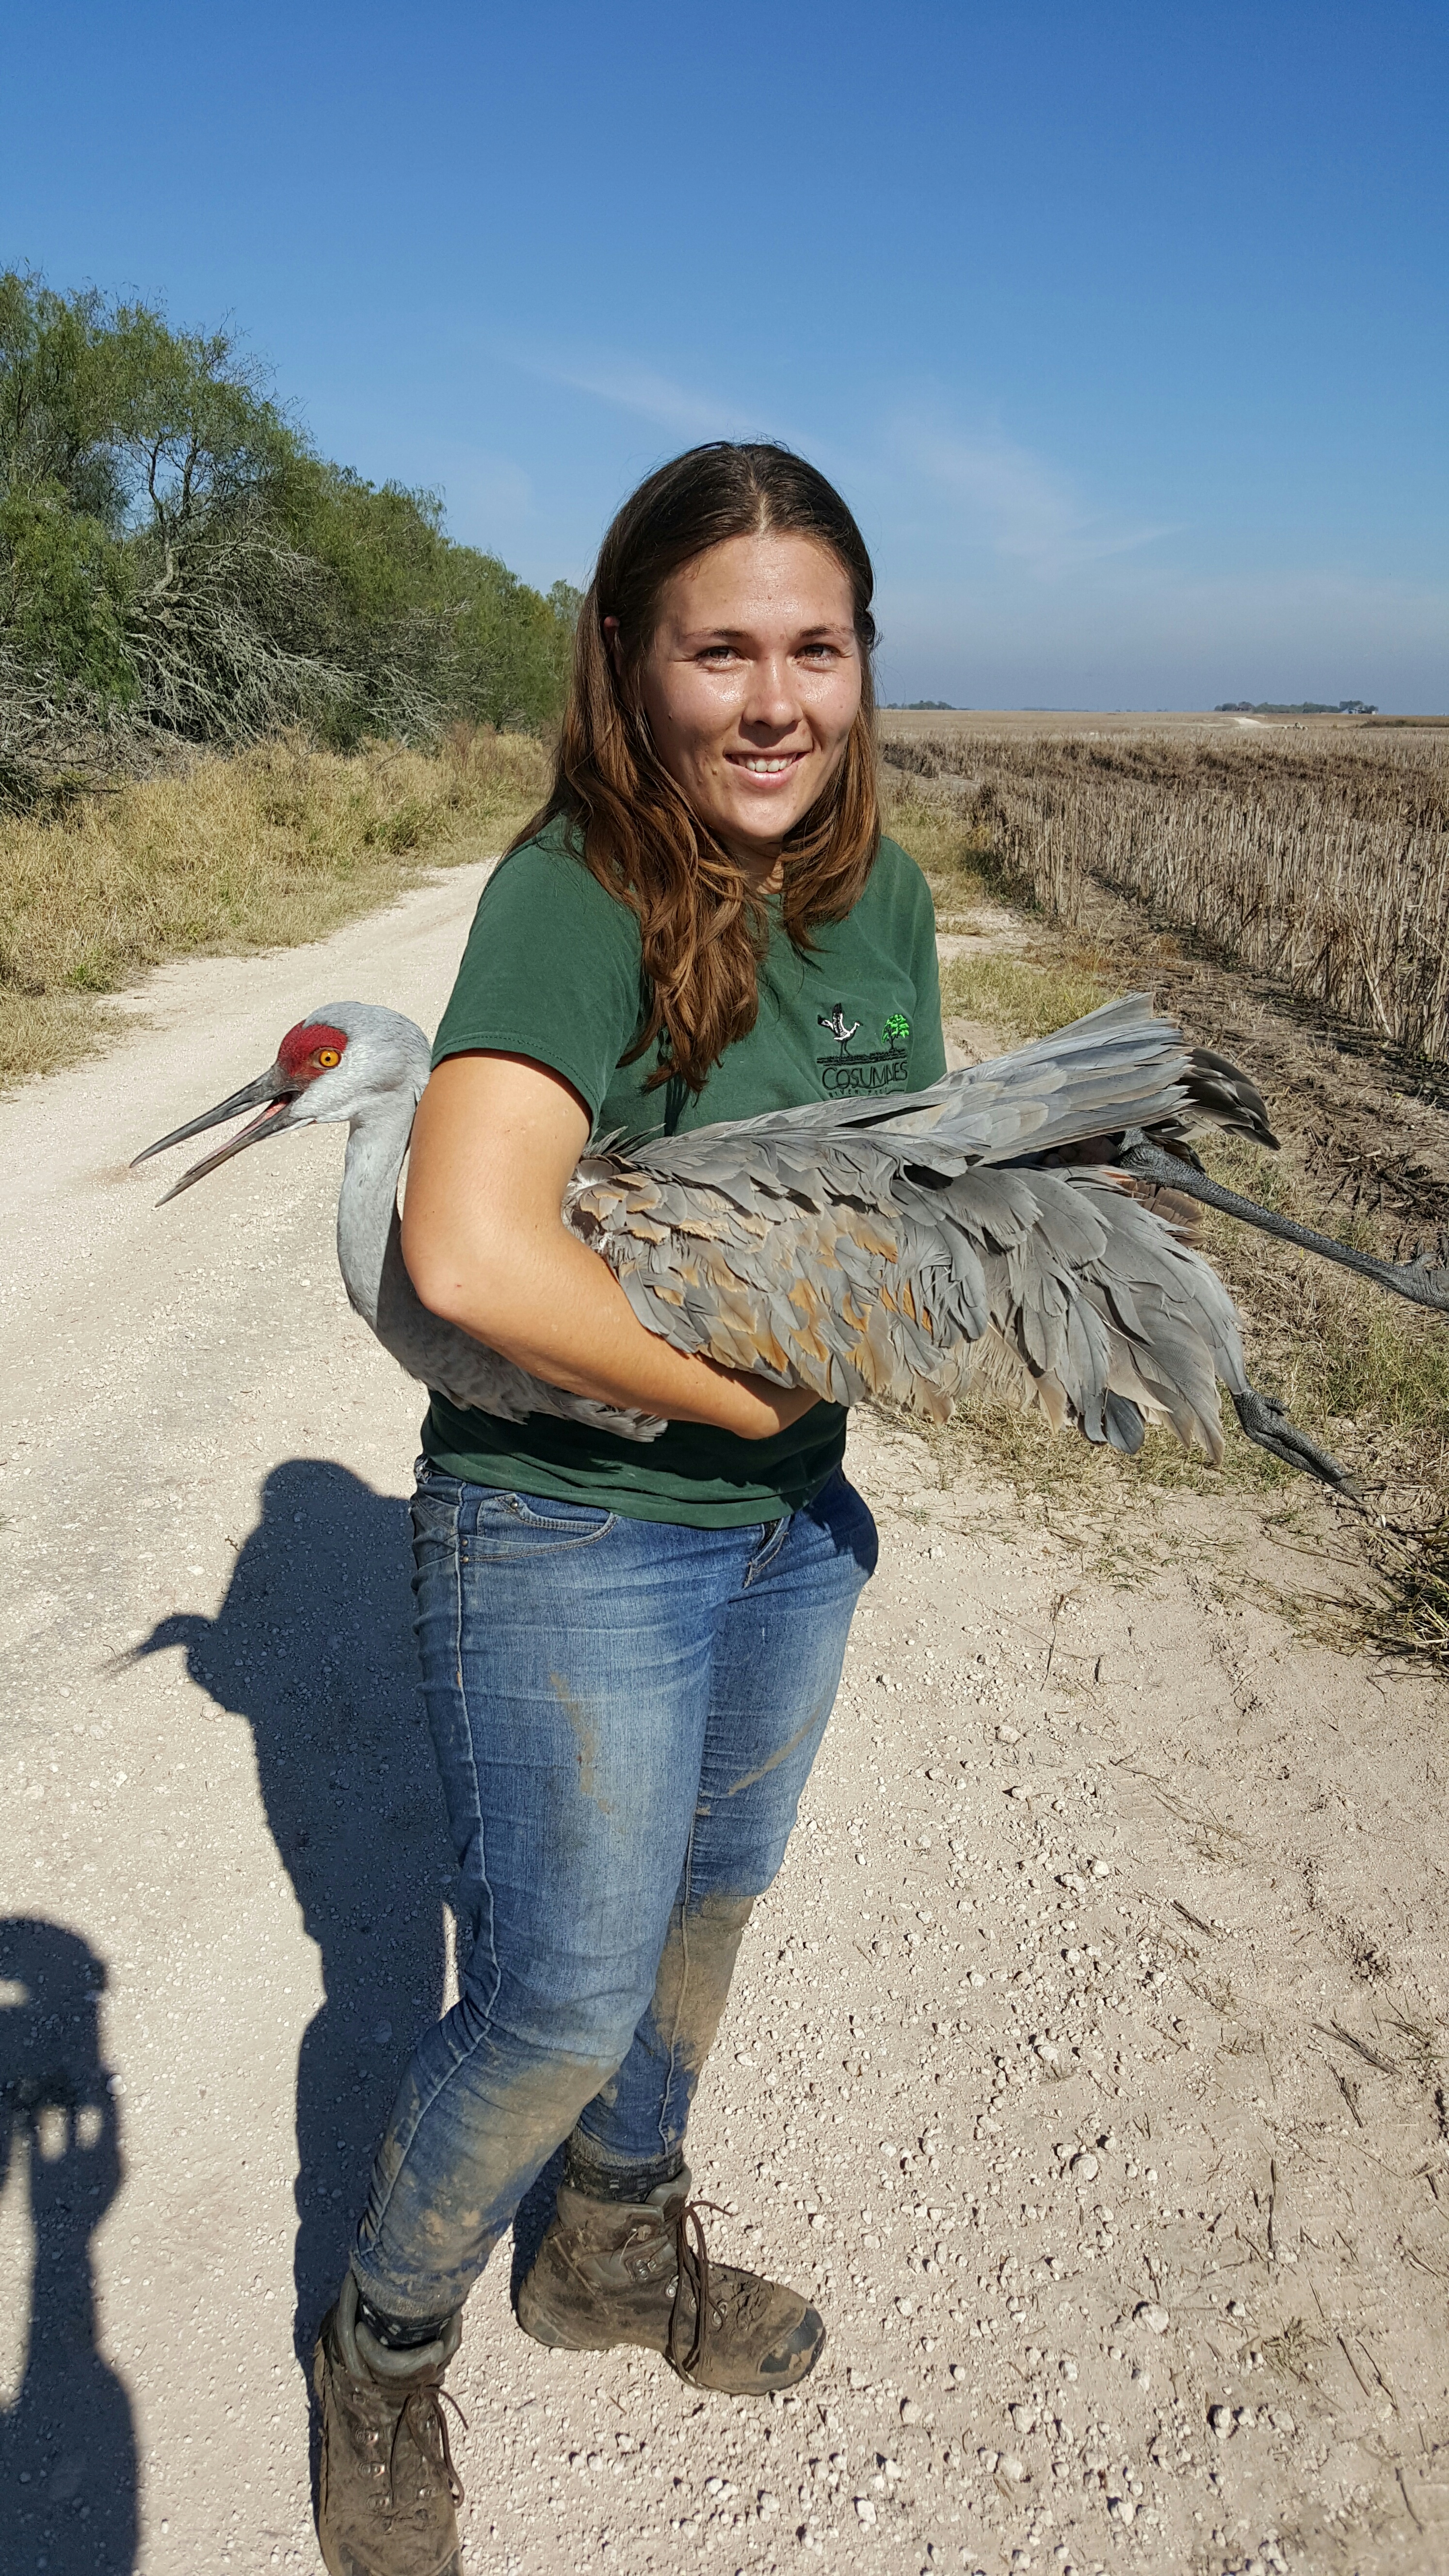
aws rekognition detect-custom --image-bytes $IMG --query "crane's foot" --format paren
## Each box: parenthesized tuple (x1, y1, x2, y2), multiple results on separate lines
(1232, 1387, 1362, 1500)
(1381, 1240, 1449, 1313)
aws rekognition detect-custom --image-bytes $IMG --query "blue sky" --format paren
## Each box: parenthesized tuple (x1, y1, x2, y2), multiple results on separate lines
(4, 0, 1445, 708)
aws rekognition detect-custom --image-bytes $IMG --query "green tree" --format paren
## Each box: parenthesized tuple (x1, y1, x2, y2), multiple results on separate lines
(0, 268, 580, 794)
(0, 484, 132, 694)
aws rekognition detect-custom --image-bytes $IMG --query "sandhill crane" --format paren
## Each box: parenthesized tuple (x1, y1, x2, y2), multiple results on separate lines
(132, 995, 1446, 1491)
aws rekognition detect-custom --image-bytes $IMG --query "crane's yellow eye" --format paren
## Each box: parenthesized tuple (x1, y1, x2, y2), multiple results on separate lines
(316, 1048, 340, 1068)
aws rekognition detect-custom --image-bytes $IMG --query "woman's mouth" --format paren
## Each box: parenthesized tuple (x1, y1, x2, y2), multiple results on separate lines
(727, 752, 807, 776)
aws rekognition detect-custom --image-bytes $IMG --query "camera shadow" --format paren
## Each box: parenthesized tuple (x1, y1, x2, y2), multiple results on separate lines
(0, 1916, 137, 2574)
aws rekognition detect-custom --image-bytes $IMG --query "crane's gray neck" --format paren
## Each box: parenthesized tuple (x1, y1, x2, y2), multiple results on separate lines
(336, 1087, 420, 1328)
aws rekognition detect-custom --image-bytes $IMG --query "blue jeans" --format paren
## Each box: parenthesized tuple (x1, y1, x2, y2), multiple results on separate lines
(352, 1463, 877, 2322)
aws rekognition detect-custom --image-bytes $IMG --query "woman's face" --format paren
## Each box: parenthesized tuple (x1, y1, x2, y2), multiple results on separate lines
(628, 531, 863, 885)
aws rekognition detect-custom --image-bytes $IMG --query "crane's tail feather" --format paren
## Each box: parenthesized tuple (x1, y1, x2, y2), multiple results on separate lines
(1180, 1046, 1278, 1149)
(1105, 1391, 1147, 1455)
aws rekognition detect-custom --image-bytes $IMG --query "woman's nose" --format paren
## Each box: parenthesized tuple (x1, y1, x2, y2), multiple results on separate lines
(740, 654, 802, 734)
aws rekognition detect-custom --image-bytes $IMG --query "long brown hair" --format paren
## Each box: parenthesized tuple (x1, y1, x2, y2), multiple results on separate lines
(515, 441, 880, 1092)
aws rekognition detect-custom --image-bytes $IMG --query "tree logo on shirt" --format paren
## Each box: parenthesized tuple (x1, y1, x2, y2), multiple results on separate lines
(815, 1002, 913, 1096)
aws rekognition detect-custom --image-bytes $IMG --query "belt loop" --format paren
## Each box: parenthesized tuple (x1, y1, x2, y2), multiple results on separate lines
(743, 1514, 786, 1586)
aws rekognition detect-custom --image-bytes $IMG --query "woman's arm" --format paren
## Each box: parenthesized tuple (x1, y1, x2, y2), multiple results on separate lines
(400, 1051, 819, 1441)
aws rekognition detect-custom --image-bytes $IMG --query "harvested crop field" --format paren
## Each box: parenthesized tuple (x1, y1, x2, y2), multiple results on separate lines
(881, 721, 1449, 1063)
(878, 731, 1449, 1668)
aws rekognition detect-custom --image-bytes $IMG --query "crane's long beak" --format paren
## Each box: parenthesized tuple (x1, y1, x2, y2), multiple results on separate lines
(130, 1063, 301, 1204)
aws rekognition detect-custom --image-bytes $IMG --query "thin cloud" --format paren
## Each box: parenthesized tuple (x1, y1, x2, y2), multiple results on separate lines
(898, 420, 1178, 578)
(420, 441, 534, 527)
(516, 348, 763, 442)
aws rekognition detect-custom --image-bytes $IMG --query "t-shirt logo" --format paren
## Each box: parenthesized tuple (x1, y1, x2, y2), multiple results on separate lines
(816, 1005, 913, 1097)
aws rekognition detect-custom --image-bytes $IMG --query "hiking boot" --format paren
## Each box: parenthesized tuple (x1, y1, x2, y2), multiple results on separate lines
(515, 2167, 824, 2394)
(312, 2272, 466, 2576)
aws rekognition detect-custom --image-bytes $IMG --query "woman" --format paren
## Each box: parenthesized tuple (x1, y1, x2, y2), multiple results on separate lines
(312, 442, 946, 2576)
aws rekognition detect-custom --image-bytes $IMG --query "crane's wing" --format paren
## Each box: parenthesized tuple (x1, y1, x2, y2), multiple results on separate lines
(562, 997, 1273, 1462)
(370, 1218, 668, 1442)
(568, 1141, 1250, 1464)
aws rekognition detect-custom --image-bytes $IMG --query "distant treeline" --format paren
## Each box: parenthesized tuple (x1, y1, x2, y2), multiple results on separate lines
(1215, 700, 1378, 716)
(0, 270, 580, 802)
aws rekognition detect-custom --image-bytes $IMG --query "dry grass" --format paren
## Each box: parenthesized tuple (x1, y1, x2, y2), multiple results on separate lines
(882, 781, 1004, 926)
(0, 725, 548, 1086)
(1356, 1519, 1449, 1661)
(938, 948, 1114, 1043)
(885, 728, 1449, 1062)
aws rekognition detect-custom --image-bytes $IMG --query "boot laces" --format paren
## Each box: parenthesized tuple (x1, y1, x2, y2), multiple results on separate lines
(387, 2378, 468, 2510)
(667, 2198, 730, 2380)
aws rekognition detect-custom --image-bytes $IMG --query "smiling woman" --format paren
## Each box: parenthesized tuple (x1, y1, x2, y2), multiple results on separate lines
(541, 441, 885, 1091)
(308, 444, 944, 2576)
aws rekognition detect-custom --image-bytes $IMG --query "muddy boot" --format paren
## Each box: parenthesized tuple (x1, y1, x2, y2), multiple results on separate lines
(312, 2272, 466, 2576)
(515, 2166, 824, 2393)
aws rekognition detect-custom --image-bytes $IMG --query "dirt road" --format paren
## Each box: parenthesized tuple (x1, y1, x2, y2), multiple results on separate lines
(3, 859, 1446, 2576)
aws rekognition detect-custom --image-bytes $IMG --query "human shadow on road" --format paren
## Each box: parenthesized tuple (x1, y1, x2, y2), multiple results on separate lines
(0, 1917, 137, 2575)
(136, 1459, 454, 2361)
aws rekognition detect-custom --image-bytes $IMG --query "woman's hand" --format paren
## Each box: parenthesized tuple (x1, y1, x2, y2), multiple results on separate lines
(401, 1051, 821, 1441)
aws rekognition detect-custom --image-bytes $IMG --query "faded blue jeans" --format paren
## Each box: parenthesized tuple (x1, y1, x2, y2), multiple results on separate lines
(352, 1461, 877, 2322)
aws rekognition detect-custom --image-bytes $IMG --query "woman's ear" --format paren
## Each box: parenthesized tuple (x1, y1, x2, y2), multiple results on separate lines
(602, 614, 624, 679)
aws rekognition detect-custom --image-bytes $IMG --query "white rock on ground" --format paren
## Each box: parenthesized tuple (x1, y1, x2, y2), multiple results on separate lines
(2, 857, 1448, 2573)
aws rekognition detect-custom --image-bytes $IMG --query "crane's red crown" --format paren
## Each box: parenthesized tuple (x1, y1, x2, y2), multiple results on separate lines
(278, 1020, 349, 1080)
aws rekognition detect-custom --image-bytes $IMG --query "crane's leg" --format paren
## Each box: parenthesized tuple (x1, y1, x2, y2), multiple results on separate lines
(1117, 1134, 1449, 1316)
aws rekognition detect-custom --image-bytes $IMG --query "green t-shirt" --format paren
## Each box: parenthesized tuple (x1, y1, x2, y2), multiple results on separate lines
(421, 816, 946, 1524)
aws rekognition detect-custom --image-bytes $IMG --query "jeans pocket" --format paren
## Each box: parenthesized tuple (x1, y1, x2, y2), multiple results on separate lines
(467, 1487, 618, 1559)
